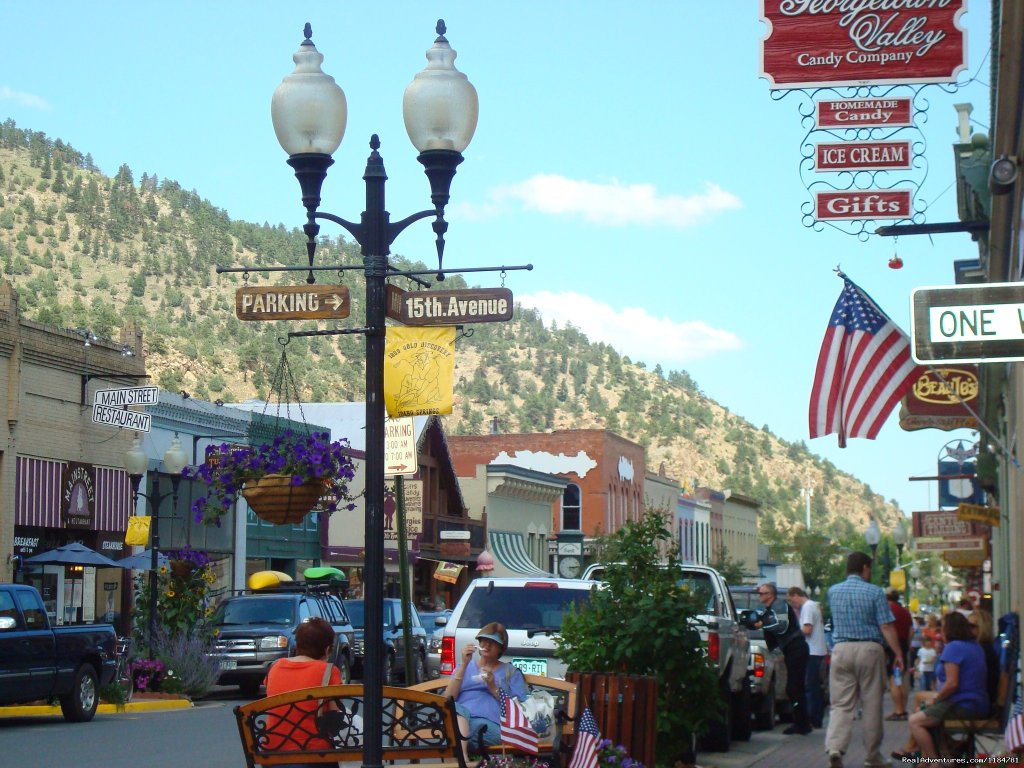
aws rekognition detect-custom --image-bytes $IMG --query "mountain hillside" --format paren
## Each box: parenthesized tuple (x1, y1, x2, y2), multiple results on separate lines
(0, 120, 903, 547)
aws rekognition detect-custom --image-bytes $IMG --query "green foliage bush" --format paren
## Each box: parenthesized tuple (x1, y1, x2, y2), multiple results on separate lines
(556, 512, 719, 764)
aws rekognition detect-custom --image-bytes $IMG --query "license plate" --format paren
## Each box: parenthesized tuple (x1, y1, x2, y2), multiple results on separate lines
(220, 659, 237, 670)
(511, 658, 547, 676)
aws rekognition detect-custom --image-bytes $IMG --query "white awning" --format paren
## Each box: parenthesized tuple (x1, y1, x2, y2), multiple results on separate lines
(488, 531, 550, 577)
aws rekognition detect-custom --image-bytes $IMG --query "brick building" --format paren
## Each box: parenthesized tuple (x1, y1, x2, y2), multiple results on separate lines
(448, 429, 646, 559)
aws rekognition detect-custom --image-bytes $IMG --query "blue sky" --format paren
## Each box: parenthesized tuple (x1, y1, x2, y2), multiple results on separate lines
(0, 1, 990, 520)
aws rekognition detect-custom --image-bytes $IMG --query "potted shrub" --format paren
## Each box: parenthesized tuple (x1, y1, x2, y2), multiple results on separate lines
(184, 430, 358, 525)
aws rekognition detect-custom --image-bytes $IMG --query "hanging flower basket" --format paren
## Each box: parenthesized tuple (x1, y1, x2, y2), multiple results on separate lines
(241, 474, 326, 525)
(168, 560, 193, 578)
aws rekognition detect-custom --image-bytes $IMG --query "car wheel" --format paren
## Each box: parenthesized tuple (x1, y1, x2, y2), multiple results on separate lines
(59, 664, 98, 723)
(382, 653, 394, 686)
(753, 678, 776, 730)
(335, 651, 352, 684)
(731, 679, 753, 741)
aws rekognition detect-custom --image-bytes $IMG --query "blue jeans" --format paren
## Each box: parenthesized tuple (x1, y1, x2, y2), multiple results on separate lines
(454, 703, 500, 748)
(805, 654, 825, 726)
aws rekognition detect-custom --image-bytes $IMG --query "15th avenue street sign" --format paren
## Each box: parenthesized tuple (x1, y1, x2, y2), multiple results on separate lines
(235, 285, 350, 321)
(911, 282, 1024, 363)
(385, 285, 513, 325)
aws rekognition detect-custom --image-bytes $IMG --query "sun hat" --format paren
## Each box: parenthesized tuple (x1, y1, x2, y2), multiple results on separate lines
(475, 622, 508, 651)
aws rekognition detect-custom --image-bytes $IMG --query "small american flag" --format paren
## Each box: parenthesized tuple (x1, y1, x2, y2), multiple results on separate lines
(568, 706, 601, 768)
(808, 273, 919, 448)
(499, 688, 538, 754)
(1005, 695, 1024, 753)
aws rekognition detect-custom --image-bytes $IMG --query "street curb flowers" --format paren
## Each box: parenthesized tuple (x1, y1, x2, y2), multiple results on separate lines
(184, 430, 357, 525)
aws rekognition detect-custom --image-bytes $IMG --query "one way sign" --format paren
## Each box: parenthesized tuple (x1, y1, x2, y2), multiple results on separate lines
(384, 416, 418, 477)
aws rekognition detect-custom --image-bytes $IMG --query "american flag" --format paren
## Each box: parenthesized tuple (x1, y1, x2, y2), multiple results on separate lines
(499, 689, 538, 754)
(809, 274, 919, 447)
(568, 706, 601, 768)
(1005, 694, 1024, 753)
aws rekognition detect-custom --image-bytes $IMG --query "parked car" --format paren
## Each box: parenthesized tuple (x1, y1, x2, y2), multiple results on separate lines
(441, 577, 597, 679)
(729, 584, 790, 730)
(209, 583, 355, 697)
(583, 562, 752, 751)
(419, 609, 452, 679)
(346, 598, 428, 684)
(0, 583, 117, 722)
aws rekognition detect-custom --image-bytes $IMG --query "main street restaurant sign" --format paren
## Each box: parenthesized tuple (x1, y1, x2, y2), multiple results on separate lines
(761, 0, 967, 89)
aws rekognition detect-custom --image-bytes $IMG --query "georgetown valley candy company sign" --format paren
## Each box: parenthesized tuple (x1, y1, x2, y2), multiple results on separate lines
(761, 0, 967, 89)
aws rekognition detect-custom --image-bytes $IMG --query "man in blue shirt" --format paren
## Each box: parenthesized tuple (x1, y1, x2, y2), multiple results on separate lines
(825, 551, 904, 768)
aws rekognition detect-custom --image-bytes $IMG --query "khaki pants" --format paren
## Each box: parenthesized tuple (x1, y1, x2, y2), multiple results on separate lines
(825, 641, 887, 764)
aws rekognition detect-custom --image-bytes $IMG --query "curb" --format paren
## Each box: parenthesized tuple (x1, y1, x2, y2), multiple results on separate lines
(0, 699, 193, 717)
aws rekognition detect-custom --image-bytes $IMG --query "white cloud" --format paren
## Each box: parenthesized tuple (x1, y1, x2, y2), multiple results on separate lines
(519, 291, 743, 366)
(467, 174, 741, 228)
(0, 86, 50, 111)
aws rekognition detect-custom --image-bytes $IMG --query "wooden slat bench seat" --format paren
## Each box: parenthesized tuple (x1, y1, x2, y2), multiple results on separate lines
(234, 683, 469, 768)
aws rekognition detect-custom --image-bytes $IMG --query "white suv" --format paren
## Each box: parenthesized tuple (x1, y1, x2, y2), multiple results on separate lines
(440, 577, 597, 679)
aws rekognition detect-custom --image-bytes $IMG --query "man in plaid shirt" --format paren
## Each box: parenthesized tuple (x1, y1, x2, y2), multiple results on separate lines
(825, 551, 904, 768)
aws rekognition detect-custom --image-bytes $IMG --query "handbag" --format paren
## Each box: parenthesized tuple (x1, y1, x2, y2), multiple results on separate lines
(315, 662, 363, 746)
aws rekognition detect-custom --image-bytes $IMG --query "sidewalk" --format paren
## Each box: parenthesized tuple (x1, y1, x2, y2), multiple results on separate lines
(701, 701, 917, 768)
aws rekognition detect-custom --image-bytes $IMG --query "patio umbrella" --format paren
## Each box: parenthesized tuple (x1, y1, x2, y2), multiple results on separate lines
(118, 549, 170, 571)
(24, 542, 122, 568)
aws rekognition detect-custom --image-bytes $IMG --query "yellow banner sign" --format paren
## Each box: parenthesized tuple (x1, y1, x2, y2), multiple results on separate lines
(433, 561, 464, 584)
(889, 569, 906, 591)
(125, 516, 151, 546)
(384, 326, 455, 417)
(956, 503, 1000, 527)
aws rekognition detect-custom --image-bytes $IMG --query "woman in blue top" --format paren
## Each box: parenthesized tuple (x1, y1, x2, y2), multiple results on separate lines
(444, 621, 529, 754)
(906, 611, 989, 767)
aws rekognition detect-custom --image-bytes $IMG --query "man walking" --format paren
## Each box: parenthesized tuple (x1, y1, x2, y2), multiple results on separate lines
(825, 551, 904, 768)
(885, 590, 913, 721)
(745, 581, 812, 734)
(788, 586, 828, 728)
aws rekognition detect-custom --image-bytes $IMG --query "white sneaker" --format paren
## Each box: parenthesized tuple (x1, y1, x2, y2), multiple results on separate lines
(828, 750, 843, 768)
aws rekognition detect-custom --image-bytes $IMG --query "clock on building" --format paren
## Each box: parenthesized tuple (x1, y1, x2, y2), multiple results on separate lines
(558, 556, 581, 578)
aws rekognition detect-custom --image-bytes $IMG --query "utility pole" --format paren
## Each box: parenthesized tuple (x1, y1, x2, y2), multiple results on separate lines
(801, 484, 814, 530)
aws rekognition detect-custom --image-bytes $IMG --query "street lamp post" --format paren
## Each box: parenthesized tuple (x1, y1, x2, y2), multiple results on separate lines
(893, 520, 908, 601)
(864, 519, 881, 558)
(125, 436, 188, 657)
(270, 21, 477, 768)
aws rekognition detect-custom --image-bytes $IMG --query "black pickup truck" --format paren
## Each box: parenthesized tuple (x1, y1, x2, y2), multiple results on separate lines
(0, 583, 117, 721)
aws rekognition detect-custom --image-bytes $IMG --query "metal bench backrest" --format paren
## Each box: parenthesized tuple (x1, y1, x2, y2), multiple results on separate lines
(234, 684, 467, 768)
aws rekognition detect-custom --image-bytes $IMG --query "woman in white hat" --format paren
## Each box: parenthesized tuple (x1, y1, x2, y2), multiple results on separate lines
(444, 621, 529, 752)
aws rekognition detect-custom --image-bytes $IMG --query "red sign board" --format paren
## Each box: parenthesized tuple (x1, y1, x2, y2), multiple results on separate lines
(761, 0, 967, 89)
(816, 98, 913, 128)
(814, 189, 912, 220)
(912, 510, 981, 539)
(816, 140, 912, 172)
(899, 365, 979, 432)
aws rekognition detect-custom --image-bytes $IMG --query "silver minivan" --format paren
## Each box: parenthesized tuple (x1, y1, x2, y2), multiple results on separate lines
(439, 577, 597, 679)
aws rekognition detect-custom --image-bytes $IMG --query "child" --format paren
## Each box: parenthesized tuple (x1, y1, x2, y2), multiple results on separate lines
(916, 634, 937, 692)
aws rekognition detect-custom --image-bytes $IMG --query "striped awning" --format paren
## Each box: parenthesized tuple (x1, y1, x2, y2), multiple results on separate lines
(16, 457, 130, 532)
(488, 530, 550, 577)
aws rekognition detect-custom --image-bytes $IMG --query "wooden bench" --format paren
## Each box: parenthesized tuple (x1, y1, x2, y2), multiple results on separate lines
(408, 675, 580, 763)
(234, 683, 469, 768)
